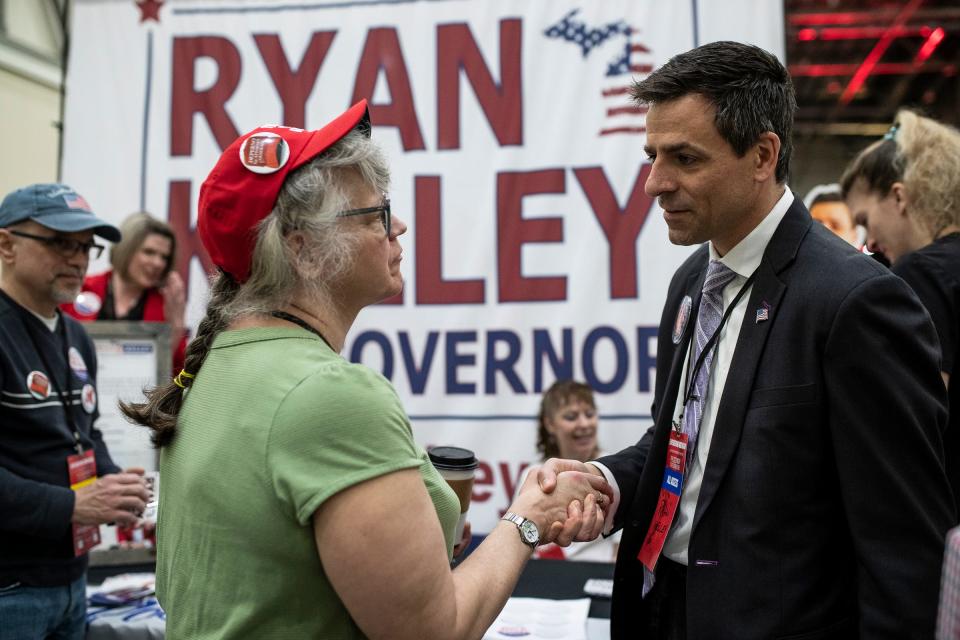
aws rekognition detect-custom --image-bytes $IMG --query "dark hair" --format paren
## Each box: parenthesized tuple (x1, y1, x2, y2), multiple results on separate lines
(111, 213, 176, 283)
(839, 139, 902, 198)
(536, 380, 596, 460)
(810, 192, 843, 207)
(631, 41, 796, 183)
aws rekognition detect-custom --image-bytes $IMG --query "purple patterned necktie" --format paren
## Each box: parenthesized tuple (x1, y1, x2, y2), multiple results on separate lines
(642, 260, 738, 598)
(682, 259, 737, 464)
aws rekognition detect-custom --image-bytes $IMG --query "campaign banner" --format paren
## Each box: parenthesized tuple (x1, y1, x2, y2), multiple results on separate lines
(62, 0, 783, 533)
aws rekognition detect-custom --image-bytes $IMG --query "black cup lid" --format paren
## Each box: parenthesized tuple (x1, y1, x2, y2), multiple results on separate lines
(428, 446, 478, 470)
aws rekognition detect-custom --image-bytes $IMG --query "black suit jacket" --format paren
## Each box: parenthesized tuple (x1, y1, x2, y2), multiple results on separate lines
(599, 197, 955, 639)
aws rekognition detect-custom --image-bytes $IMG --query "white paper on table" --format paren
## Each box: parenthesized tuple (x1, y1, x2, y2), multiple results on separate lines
(484, 597, 591, 640)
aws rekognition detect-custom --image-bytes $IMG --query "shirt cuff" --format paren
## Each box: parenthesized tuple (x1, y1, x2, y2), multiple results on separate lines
(587, 461, 620, 536)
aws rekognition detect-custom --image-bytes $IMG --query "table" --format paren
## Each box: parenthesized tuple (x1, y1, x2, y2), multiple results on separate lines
(86, 557, 616, 639)
(512, 558, 615, 619)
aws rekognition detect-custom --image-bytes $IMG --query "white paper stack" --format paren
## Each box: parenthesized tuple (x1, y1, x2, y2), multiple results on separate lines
(484, 597, 591, 640)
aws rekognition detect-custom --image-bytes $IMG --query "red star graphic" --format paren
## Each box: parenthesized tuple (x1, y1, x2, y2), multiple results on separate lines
(136, 0, 164, 23)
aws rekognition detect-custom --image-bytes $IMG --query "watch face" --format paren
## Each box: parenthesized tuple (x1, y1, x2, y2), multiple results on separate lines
(520, 520, 539, 545)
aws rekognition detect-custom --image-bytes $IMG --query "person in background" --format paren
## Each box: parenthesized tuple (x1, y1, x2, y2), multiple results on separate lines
(539, 42, 953, 639)
(62, 212, 188, 374)
(842, 109, 960, 513)
(121, 101, 611, 639)
(802, 183, 860, 247)
(533, 380, 621, 562)
(0, 183, 150, 640)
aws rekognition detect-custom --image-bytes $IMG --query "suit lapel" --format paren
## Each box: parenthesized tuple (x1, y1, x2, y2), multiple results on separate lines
(690, 198, 810, 532)
(661, 267, 707, 425)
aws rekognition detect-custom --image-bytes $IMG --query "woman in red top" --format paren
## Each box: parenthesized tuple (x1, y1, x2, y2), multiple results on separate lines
(62, 212, 187, 373)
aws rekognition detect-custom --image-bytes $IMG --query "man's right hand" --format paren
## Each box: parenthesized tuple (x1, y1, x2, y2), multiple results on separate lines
(72, 472, 150, 527)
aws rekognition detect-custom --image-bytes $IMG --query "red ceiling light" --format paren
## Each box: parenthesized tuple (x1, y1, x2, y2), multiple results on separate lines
(914, 27, 945, 65)
(839, 0, 923, 106)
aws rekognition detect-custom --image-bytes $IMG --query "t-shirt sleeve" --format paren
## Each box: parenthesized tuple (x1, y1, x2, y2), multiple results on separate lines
(266, 362, 423, 525)
(894, 253, 956, 372)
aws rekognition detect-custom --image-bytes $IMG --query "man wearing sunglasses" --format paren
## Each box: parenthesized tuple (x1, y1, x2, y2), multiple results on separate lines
(0, 183, 150, 640)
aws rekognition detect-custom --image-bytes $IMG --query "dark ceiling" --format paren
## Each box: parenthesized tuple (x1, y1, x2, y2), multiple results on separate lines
(785, 0, 959, 135)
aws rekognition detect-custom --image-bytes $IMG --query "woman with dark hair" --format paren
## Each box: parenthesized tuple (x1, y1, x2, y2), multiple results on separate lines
(533, 380, 620, 561)
(120, 102, 610, 639)
(842, 109, 960, 511)
(62, 212, 187, 372)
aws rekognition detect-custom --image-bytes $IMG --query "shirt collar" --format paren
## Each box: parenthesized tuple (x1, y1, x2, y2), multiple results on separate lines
(26, 307, 59, 332)
(709, 187, 795, 278)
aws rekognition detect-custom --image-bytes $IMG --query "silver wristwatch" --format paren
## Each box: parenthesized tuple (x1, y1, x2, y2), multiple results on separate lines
(502, 512, 540, 549)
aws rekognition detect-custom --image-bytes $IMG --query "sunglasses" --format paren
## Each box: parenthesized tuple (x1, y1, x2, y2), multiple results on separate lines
(336, 198, 391, 237)
(7, 230, 105, 259)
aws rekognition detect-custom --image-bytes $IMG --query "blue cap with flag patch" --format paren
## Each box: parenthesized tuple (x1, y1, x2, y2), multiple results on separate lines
(0, 183, 120, 242)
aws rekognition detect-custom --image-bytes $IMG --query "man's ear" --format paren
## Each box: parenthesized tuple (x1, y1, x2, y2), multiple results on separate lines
(0, 229, 16, 264)
(754, 131, 781, 183)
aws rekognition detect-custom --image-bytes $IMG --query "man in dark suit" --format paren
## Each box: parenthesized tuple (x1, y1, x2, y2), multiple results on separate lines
(540, 41, 954, 639)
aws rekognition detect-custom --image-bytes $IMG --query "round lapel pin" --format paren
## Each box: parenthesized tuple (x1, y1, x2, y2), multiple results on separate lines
(73, 291, 102, 317)
(81, 384, 97, 414)
(68, 347, 89, 382)
(26, 371, 51, 400)
(672, 295, 693, 344)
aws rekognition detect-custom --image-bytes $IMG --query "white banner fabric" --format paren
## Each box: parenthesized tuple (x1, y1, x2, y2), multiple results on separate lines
(63, 0, 784, 534)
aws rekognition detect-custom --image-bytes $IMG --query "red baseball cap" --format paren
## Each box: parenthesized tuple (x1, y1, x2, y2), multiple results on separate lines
(198, 100, 371, 283)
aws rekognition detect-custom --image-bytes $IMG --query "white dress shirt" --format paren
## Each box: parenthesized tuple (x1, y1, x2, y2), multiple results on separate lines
(592, 188, 794, 565)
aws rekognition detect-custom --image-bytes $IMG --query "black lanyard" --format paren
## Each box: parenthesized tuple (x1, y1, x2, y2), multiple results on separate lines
(271, 310, 334, 351)
(677, 269, 758, 425)
(19, 309, 85, 454)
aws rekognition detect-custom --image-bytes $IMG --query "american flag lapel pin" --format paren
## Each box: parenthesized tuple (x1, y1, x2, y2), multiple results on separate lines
(755, 301, 771, 323)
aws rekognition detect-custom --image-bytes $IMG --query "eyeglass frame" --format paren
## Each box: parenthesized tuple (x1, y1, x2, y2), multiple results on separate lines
(336, 198, 391, 237)
(6, 229, 106, 259)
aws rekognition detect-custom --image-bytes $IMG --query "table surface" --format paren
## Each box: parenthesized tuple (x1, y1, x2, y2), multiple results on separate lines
(512, 558, 615, 618)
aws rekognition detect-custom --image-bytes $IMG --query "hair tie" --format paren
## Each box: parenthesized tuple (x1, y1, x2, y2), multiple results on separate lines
(173, 370, 195, 389)
(883, 122, 900, 141)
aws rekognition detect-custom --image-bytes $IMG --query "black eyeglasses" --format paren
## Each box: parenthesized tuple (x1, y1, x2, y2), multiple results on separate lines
(336, 198, 391, 237)
(7, 230, 105, 259)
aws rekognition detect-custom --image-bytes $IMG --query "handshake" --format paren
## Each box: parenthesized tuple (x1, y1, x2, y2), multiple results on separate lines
(510, 458, 614, 547)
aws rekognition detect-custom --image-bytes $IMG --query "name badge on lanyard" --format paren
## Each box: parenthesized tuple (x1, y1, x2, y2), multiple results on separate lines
(636, 434, 687, 571)
(67, 450, 100, 556)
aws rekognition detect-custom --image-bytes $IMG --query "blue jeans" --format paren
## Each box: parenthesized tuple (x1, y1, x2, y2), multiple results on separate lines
(0, 576, 86, 640)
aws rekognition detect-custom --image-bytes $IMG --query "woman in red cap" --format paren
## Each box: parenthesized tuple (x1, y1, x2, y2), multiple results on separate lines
(122, 101, 610, 639)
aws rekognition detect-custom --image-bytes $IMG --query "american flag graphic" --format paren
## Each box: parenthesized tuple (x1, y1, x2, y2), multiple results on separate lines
(544, 9, 655, 137)
(756, 304, 770, 323)
(64, 194, 92, 212)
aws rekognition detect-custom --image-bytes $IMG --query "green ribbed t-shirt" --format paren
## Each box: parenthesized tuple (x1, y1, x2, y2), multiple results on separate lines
(156, 327, 459, 639)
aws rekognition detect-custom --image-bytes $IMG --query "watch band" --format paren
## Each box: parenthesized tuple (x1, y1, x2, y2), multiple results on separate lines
(502, 512, 525, 527)
(502, 511, 539, 549)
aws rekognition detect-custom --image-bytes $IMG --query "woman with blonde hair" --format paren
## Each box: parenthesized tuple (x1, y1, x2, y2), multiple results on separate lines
(121, 102, 610, 639)
(63, 212, 187, 372)
(842, 109, 960, 510)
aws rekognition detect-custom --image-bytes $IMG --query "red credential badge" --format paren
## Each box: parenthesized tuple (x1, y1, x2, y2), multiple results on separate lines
(67, 450, 100, 557)
(637, 434, 687, 571)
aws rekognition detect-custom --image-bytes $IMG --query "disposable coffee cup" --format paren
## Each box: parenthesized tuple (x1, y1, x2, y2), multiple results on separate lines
(428, 446, 478, 543)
